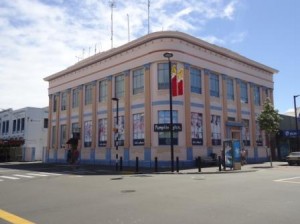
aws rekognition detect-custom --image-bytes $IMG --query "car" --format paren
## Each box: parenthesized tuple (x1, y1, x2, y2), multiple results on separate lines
(286, 152, 300, 166)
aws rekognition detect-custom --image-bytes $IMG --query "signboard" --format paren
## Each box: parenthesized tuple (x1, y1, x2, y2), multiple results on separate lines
(154, 123, 182, 132)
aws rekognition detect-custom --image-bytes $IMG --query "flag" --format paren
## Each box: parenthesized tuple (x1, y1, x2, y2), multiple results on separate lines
(171, 64, 178, 96)
(177, 68, 184, 96)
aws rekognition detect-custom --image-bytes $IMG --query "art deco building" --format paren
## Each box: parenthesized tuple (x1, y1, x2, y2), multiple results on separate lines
(44, 31, 278, 167)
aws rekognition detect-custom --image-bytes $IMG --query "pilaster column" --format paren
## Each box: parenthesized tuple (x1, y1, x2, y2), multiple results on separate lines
(235, 78, 242, 122)
(48, 94, 53, 150)
(124, 70, 130, 148)
(144, 63, 151, 147)
(249, 83, 256, 147)
(222, 74, 228, 138)
(92, 81, 97, 149)
(66, 89, 71, 141)
(204, 69, 211, 147)
(184, 63, 192, 147)
(107, 76, 113, 148)
(78, 85, 83, 149)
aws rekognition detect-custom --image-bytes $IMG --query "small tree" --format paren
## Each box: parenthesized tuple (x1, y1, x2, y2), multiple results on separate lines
(257, 98, 281, 167)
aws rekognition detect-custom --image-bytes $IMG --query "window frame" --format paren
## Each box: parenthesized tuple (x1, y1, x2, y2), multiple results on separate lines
(190, 67, 202, 94)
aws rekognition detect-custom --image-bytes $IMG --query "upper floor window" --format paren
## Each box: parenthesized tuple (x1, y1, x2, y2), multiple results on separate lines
(53, 95, 58, 112)
(99, 80, 107, 102)
(61, 92, 67, 111)
(190, 67, 201, 94)
(254, 85, 261, 106)
(227, 78, 234, 100)
(21, 118, 25, 131)
(157, 63, 169, 90)
(133, 68, 144, 95)
(240, 81, 248, 103)
(85, 84, 93, 105)
(13, 120, 16, 133)
(210, 73, 219, 97)
(115, 74, 124, 98)
(72, 88, 79, 108)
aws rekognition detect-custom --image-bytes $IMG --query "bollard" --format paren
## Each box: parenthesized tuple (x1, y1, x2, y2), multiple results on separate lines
(218, 156, 221, 172)
(120, 156, 123, 172)
(135, 157, 139, 173)
(155, 157, 158, 172)
(176, 157, 179, 173)
(198, 156, 201, 172)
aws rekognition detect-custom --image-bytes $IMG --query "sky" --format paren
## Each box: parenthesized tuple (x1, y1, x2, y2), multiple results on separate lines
(0, 0, 299, 113)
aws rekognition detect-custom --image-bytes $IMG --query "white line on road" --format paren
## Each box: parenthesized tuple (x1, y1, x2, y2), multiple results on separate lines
(274, 176, 300, 184)
(26, 173, 50, 177)
(13, 174, 35, 178)
(0, 176, 20, 180)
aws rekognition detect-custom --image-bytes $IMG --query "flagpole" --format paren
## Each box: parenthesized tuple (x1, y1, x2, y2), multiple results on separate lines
(164, 52, 174, 172)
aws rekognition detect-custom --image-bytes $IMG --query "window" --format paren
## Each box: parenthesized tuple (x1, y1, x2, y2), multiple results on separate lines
(190, 67, 201, 94)
(61, 92, 67, 111)
(53, 95, 57, 112)
(115, 74, 124, 98)
(191, 112, 203, 145)
(44, 118, 48, 128)
(60, 124, 67, 147)
(133, 113, 144, 145)
(52, 126, 56, 148)
(17, 119, 20, 132)
(85, 84, 93, 105)
(254, 85, 261, 106)
(114, 115, 125, 146)
(6, 121, 9, 133)
(255, 120, 263, 146)
(242, 119, 250, 146)
(72, 123, 80, 139)
(99, 80, 107, 102)
(13, 120, 16, 133)
(211, 115, 221, 145)
(210, 73, 219, 97)
(98, 118, 107, 147)
(157, 63, 169, 90)
(133, 69, 144, 95)
(1, 121, 5, 134)
(158, 110, 178, 145)
(227, 78, 234, 100)
(21, 118, 25, 131)
(240, 81, 248, 103)
(84, 120, 92, 147)
(72, 88, 79, 108)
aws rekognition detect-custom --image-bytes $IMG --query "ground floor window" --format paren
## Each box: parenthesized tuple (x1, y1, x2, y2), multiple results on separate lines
(114, 115, 125, 146)
(211, 115, 221, 145)
(255, 120, 263, 146)
(84, 120, 92, 147)
(242, 119, 250, 146)
(191, 112, 203, 145)
(98, 118, 107, 147)
(60, 124, 67, 147)
(158, 110, 178, 145)
(133, 113, 144, 145)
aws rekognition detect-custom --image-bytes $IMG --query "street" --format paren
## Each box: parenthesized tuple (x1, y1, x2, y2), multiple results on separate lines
(0, 162, 300, 224)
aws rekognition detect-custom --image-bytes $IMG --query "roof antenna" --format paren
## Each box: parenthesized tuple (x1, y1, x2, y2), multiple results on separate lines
(148, 0, 150, 34)
(127, 14, 130, 42)
(109, 0, 116, 49)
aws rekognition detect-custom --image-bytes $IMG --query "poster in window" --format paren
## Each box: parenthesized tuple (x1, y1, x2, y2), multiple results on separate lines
(98, 118, 107, 147)
(84, 120, 92, 147)
(191, 112, 203, 145)
(211, 115, 221, 145)
(133, 113, 144, 145)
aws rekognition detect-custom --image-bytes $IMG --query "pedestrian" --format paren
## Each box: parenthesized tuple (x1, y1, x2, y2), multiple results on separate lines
(72, 149, 80, 169)
(67, 149, 72, 164)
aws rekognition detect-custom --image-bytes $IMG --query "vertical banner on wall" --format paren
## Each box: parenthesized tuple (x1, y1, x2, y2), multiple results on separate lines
(177, 68, 184, 96)
(211, 115, 221, 145)
(171, 64, 178, 96)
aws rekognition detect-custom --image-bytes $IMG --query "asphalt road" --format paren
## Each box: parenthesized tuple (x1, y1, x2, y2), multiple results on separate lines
(0, 162, 299, 224)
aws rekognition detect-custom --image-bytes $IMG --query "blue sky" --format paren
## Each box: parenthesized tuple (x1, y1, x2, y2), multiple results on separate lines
(0, 0, 299, 113)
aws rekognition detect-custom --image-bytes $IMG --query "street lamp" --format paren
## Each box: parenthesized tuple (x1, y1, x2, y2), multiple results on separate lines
(294, 95, 300, 150)
(163, 52, 174, 172)
(112, 97, 119, 171)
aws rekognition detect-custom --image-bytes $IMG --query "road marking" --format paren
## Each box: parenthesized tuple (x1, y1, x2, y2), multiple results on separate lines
(274, 176, 300, 184)
(26, 173, 50, 177)
(0, 209, 35, 224)
(13, 174, 35, 178)
(0, 176, 20, 180)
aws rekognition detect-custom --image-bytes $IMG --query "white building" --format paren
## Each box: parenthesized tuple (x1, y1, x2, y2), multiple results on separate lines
(0, 107, 48, 161)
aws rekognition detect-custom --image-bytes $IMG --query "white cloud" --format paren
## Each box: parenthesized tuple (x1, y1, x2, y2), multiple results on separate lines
(0, 0, 241, 110)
